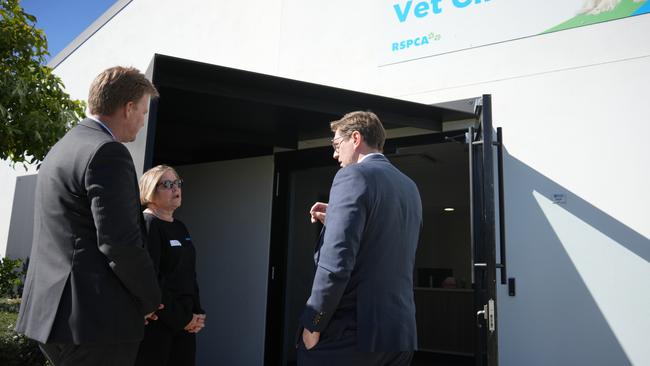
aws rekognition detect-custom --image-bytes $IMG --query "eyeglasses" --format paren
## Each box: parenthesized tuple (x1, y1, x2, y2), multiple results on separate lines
(331, 135, 347, 152)
(158, 179, 183, 190)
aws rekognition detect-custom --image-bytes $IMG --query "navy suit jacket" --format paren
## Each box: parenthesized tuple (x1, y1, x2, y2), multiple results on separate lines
(16, 119, 161, 344)
(300, 154, 422, 352)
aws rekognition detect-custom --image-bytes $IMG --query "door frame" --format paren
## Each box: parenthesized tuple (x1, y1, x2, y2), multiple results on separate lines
(264, 123, 501, 365)
(469, 95, 499, 366)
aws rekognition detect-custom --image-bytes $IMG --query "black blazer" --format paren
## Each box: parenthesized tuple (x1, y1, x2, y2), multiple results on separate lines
(142, 214, 204, 331)
(16, 119, 161, 344)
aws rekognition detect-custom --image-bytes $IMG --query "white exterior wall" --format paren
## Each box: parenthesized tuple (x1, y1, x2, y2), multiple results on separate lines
(376, 15, 650, 366)
(0, 163, 37, 259)
(0, 162, 17, 257)
(2, 0, 648, 365)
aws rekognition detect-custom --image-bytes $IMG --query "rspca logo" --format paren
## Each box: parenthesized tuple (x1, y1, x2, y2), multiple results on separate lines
(391, 32, 441, 52)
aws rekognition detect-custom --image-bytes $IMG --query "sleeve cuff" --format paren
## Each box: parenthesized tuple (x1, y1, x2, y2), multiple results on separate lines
(299, 308, 328, 332)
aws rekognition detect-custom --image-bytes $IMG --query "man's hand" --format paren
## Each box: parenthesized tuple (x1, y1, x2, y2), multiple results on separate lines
(302, 328, 320, 350)
(309, 202, 328, 224)
(184, 313, 206, 333)
(144, 303, 164, 325)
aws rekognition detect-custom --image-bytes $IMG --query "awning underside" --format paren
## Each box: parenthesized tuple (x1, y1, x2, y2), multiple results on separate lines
(148, 54, 475, 166)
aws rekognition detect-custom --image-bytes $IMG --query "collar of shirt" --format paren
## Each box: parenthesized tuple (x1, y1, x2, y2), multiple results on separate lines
(358, 152, 383, 163)
(87, 116, 116, 140)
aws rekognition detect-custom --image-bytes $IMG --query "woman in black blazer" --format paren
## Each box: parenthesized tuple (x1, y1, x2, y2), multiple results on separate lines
(135, 165, 206, 366)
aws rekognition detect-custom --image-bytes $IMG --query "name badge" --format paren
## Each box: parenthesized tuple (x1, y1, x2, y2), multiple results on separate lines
(169, 240, 182, 247)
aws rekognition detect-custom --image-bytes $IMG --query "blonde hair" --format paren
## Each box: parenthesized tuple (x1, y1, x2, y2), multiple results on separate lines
(330, 111, 386, 151)
(139, 165, 180, 207)
(88, 66, 159, 116)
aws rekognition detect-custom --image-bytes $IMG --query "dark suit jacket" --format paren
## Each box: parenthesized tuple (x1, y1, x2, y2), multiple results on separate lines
(16, 119, 161, 344)
(300, 154, 423, 352)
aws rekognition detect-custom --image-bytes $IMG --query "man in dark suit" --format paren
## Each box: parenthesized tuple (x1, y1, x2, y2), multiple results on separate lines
(298, 111, 423, 365)
(16, 66, 162, 366)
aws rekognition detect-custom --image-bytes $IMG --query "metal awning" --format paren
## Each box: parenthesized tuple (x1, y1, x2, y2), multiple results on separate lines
(145, 53, 474, 166)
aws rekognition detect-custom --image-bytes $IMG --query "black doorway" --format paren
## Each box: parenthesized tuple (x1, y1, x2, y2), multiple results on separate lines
(268, 132, 476, 366)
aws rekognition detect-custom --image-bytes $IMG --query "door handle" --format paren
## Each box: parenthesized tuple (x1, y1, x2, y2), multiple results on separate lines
(476, 301, 496, 332)
(476, 304, 487, 328)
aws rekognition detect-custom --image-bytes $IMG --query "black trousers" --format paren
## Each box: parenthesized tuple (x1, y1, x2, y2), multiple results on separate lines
(297, 329, 413, 366)
(134, 319, 196, 366)
(39, 341, 140, 366)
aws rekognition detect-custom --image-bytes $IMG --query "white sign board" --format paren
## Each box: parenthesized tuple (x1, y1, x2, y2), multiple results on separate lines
(376, 0, 650, 65)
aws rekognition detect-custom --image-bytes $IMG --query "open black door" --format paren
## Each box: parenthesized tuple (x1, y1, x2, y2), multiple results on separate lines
(468, 95, 499, 366)
(266, 98, 501, 366)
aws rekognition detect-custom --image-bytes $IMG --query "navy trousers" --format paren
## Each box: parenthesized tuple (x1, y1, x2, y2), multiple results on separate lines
(297, 329, 413, 366)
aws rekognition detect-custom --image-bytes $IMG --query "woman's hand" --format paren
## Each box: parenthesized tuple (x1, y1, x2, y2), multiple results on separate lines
(184, 313, 206, 333)
(144, 303, 164, 325)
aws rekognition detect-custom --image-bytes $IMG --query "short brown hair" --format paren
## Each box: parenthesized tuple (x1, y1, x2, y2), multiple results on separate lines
(330, 111, 386, 151)
(139, 165, 180, 207)
(88, 66, 159, 115)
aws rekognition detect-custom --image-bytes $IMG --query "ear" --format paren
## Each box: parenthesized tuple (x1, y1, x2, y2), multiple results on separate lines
(124, 101, 136, 118)
(351, 131, 363, 148)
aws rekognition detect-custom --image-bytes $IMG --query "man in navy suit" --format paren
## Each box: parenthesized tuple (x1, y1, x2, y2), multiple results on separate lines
(298, 111, 423, 365)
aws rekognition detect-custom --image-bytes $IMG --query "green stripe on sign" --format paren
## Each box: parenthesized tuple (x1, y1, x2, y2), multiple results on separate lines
(543, 0, 647, 34)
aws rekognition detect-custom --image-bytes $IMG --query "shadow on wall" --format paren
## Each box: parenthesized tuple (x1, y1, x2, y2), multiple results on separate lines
(499, 148, 648, 366)
(6, 174, 37, 259)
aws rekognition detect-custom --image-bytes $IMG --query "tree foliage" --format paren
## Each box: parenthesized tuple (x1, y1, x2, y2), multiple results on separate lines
(0, 257, 25, 299)
(0, 0, 85, 166)
(0, 310, 49, 365)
